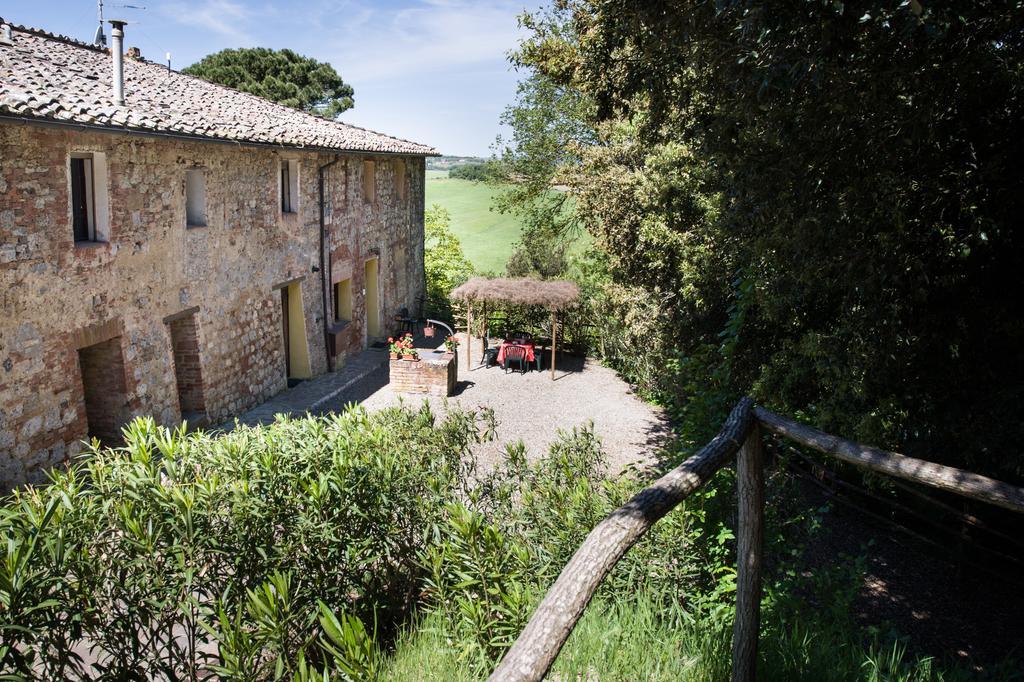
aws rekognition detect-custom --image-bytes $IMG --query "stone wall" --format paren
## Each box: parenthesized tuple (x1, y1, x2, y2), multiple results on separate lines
(0, 122, 426, 486)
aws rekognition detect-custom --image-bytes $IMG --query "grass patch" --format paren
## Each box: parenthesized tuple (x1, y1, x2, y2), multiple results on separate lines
(379, 597, 725, 682)
(425, 170, 590, 274)
(425, 171, 524, 273)
(382, 592, 994, 682)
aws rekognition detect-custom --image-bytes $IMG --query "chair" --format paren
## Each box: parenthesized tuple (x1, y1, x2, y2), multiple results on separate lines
(396, 307, 416, 335)
(502, 344, 528, 374)
(533, 337, 551, 371)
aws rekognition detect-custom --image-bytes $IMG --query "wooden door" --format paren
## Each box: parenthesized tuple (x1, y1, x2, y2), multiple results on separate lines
(281, 287, 291, 377)
(364, 258, 380, 338)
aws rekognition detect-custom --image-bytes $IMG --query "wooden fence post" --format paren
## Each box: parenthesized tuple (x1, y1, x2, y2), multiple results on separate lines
(732, 425, 764, 682)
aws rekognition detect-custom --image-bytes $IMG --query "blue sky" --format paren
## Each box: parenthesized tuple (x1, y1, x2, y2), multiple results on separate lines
(2, 0, 536, 156)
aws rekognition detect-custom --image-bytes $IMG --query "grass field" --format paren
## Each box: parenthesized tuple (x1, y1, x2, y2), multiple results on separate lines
(424, 170, 523, 273)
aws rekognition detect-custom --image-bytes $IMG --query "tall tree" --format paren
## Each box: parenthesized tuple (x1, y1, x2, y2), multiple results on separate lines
(183, 47, 354, 118)
(506, 2, 1024, 478)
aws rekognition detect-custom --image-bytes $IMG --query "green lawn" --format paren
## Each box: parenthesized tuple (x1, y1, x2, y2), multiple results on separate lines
(425, 170, 523, 273)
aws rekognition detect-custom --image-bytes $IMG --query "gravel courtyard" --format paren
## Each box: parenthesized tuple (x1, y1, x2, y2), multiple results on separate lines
(359, 335, 673, 475)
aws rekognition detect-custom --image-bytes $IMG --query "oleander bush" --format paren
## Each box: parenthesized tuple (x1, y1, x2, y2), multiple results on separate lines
(416, 428, 741, 677)
(0, 403, 493, 680)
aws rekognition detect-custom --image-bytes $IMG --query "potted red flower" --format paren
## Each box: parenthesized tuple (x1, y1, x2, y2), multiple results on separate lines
(399, 334, 419, 361)
(387, 337, 401, 360)
(443, 335, 460, 354)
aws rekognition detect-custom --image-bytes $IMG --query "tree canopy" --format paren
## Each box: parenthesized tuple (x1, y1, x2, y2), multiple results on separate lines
(183, 47, 354, 118)
(448, 162, 497, 182)
(424, 205, 475, 321)
(500, 1, 1024, 480)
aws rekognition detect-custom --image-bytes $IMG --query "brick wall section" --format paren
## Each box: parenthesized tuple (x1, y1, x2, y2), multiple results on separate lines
(0, 123, 427, 486)
(77, 337, 130, 445)
(168, 314, 205, 414)
(389, 353, 456, 397)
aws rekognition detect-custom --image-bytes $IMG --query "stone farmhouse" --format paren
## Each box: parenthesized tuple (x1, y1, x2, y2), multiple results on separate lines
(0, 19, 437, 486)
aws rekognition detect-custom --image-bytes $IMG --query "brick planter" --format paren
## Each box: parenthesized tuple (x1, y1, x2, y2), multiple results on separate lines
(389, 350, 457, 397)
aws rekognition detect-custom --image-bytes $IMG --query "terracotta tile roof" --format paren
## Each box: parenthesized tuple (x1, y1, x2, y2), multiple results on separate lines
(0, 20, 438, 155)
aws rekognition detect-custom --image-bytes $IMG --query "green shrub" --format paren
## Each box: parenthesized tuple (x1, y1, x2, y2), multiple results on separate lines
(389, 426, 996, 680)
(0, 402, 998, 679)
(0, 403, 494, 680)
(415, 426, 728, 675)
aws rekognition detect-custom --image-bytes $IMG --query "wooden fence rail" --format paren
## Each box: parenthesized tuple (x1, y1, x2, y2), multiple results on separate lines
(752, 407, 1024, 514)
(489, 398, 1024, 682)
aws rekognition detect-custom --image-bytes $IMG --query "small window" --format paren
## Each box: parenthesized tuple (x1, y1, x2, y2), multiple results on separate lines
(362, 160, 375, 203)
(185, 169, 207, 227)
(322, 164, 334, 219)
(281, 159, 299, 213)
(70, 152, 109, 243)
(394, 160, 407, 201)
(335, 278, 353, 322)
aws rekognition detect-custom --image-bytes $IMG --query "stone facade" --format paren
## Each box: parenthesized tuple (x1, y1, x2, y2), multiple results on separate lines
(0, 122, 426, 486)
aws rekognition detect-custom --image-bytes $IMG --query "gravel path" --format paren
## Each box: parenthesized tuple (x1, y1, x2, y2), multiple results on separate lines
(358, 336, 672, 475)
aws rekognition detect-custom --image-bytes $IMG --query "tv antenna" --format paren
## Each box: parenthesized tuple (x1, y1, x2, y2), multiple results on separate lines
(92, 1, 147, 47)
(93, 0, 105, 46)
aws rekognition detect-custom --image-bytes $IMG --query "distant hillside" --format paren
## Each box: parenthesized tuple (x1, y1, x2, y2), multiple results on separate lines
(426, 155, 489, 171)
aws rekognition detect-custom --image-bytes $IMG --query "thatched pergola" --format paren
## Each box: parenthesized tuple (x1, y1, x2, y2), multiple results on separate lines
(450, 277, 580, 379)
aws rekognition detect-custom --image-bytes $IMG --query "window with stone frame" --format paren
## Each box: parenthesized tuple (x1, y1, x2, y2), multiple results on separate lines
(362, 160, 376, 204)
(281, 159, 299, 213)
(394, 159, 407, 201)
(70, 151, 110, 243)
(185, 168, 207, 227)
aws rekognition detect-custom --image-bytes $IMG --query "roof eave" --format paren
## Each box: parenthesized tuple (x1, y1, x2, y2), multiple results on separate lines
(0, 112, 441, 157)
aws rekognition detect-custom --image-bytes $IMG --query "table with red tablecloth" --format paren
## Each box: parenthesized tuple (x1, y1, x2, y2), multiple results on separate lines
(496, 341, 535, 365)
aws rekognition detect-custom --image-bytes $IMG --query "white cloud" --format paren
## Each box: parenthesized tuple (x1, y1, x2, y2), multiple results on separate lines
(154, 0, 528, 80)
(318, 0, 528, 83)
(158, 0, 262, 46)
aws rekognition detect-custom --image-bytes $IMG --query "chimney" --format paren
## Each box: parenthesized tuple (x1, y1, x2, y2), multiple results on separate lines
(109, 19, 126, 106)
(0, 23, 13, 46)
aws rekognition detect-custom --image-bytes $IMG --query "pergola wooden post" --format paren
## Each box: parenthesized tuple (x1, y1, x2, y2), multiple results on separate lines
(550, 307, 557, 380)
(482, 302, 488, 366)
(450, 277, 580, 381)
(465, 302, 472, 371)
